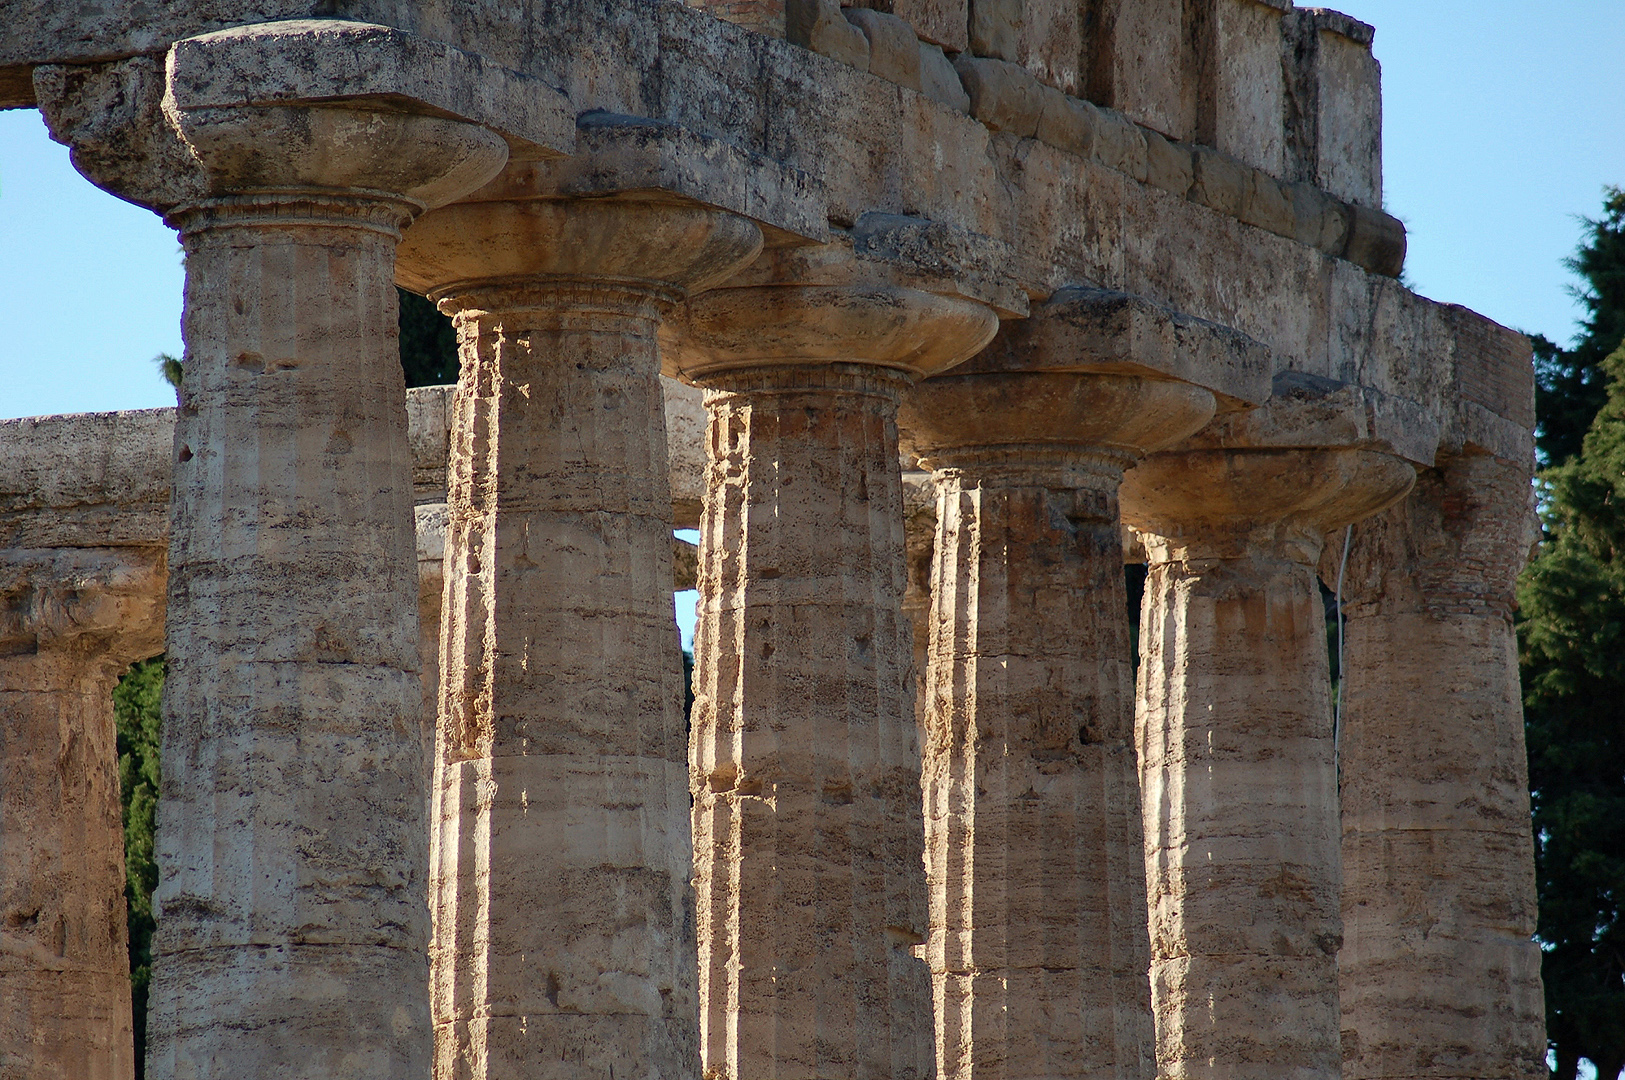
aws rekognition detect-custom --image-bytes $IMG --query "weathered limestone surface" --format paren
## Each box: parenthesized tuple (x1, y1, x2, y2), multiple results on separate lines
(149, 121, 501, 1078)
(1121, 387, 1419, 1080)
(1081, 0, 1193, 141)
(0, 409, 171, 1080)
(671, 252, 998, 1080)
(852, 0, 968, 53)
(4, 0, 1429, 397)
(1333, 450, 1547, 1080)
(1199, 0, 1287, 177)
(36, 23, 512, 1076)
(398, 186, 762, 1079)
(897, 288, 1268, 1080)
(1, 2, 1548, 1076)
(1282, 9, 1381, 209)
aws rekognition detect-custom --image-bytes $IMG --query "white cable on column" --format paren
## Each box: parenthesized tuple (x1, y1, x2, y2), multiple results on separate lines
(1333, 524, 1353, 782)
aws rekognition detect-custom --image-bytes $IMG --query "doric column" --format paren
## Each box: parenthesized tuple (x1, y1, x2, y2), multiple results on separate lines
(1121, 392, 1420, 1080)
(670, 261, 1000, 1080)
(395, 189, 763, 1080)
(39, 31, 511, 1076)
(896, 288, 1267, 1080)
(0, 406, 170, 1080)
(1334, 449, 1546, 1080)
(156, 115, 500, 1079)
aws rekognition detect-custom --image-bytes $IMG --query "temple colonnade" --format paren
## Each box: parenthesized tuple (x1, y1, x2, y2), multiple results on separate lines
(0, 15, 1545, 1080)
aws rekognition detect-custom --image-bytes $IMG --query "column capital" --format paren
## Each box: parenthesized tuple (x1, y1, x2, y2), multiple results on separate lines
(671, 282, 997, 384)
(900, 372, 1215, 482)
(396, 189, 764, 311)
(1122, 379, 1426, 564)
(35, 21, 518, 224)
(1124, 446, 1415, 565)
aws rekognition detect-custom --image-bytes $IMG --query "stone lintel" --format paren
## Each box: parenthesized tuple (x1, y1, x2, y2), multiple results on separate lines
(1184, 369, 1440, 466)
(470, 111, 828, 243)
(166, 19, 575, 160)
(958, 286, 1270, 407)
(1443, 398, 1535, 467)
(0, 408, 173, 550)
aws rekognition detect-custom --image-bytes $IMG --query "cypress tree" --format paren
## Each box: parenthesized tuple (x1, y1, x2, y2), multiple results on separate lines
(1519, 187, 1625, 1080)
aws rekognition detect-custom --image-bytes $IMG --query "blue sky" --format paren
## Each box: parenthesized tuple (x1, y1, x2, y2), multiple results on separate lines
(1, 3, 1622, 420)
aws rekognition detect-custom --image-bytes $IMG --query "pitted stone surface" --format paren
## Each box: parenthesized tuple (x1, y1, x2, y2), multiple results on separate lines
(1123, 441, 1415, 1080)
(690, 366, 934, 1080)
(111, 88, 506, 1077)
(401, 195, 762, 1080)
(1333, 453, 1547, 1080)
(900, 327, 1214, 1080)
(0, 548, 163, 1080)
(678, 277, 997, 1080)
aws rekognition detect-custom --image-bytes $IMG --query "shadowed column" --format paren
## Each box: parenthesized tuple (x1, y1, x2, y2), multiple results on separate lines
(396, 192, 762, 1080)
(901, 370, 1211, 1080)
(0, 544, 164, 1080)
(894, 288, 1271, 1080)
(672, 274, 998, 1080)
(1335, 450, 1546, 1080)
(1122, 436, 1415, 1080)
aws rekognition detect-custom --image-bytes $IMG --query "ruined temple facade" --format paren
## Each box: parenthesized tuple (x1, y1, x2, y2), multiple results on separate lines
(0, 2, 1543, 1079)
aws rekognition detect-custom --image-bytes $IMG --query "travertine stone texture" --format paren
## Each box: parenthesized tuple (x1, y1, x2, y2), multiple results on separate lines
(969, 0, 1080, 97)
(899, 359, 1214, 1080)
(902, 469, 937, 736)
(850, 0, 969, 52)
(1121, 434, 1415, 1080)
(1332, 452, 1546, 1080)
(1282, 9, 1382, 209)
(1199, 0, 1286, 177)
(396, 192, 763, 1080)
(666, 377, 711, 528)
(672, 277, 997, 1080)
(38, 40, 510, 1071)
(847, 8, 923, 93)
(1081, 0, 1194, 141)
(0, 409, 171, 1080)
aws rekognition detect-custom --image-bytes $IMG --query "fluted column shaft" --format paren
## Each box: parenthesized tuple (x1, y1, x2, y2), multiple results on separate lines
(1336, 452, 1545, 1080)
(149, 192, 435, 1078)
(676, 276, 997, 1080)
(1125, 447, 1414, 1080)
(0, 547, 164, 1080)
(395, 193, 761, 1080)
(692, 364, 932, 1080)
(900, 363, 1216, 1080)
(1138, 535, 1340, 1080)
(429, 282, 698, 1079)
(135, 105, 505, 1079)
(923, 449, 1153, 1080)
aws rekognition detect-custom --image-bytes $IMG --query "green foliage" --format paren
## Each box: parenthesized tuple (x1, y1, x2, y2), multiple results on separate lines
(398, 287, 460, 388)
(153, 353, 182, 390)
(113, 656, 164, 1078)
(1534, 188, 1625, 467)
(1520, 186, 1625, 1080)
(682, 648, 696, 727)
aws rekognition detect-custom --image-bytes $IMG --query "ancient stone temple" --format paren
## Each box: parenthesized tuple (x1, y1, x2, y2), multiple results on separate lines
(0, 2, 1545, 1079)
